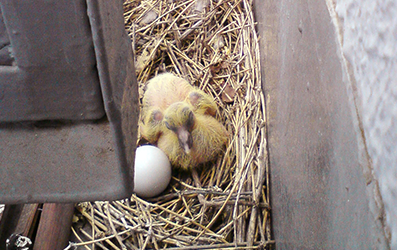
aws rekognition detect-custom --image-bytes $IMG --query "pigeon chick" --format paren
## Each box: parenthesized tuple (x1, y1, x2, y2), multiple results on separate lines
(141, 73, 193, 114)
(142, 72, 218, 115)
(157, 102, 228, 169)
(141, 72, 218, 143)
(140, 73, 228, 169)
(140, 72, 191, 145)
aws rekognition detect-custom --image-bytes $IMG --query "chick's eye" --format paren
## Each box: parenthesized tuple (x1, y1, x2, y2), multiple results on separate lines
(151, 110, 163, 122)
(186, 111, 194, 130)
(164, 121, 171, 130)
(164, 120, 177, 131)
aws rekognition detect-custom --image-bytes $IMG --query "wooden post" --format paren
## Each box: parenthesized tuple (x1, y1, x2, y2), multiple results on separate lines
(32, 203, 75, 250)
(0, 204, 39, 250)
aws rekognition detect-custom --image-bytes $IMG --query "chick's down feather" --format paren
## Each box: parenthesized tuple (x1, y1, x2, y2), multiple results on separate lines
(157, 113, 228, 169)
(140, 72, 228, 169)
(187, 90, 218, 117)
(140, 73, 192, 143)
(140, 107, 164, 143)
(142, 73, 217, 118)
(142, 73, 193, 113)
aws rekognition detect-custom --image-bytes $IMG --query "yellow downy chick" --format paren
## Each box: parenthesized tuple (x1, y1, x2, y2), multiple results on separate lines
(142, 72, 218, 116)
(157, 102, 228, 169)
(188, 113, 228, 166)
(140, 72, 228, 169)
(141, 73, 192, 144)
(142, 73, 193, 114)
(162, 102, 195, 154)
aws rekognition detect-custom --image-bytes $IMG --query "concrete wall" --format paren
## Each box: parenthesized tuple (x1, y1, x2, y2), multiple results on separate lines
(332, 0, 397, 247)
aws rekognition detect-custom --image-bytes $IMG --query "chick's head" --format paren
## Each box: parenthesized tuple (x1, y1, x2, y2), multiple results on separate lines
(163, 102, 195, 154)
(140, 108, 164, 144)
(187, 90, 218, 117)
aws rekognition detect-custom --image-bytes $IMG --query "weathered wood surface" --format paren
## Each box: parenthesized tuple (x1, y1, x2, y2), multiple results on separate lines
(254, 0, 389, 249)
(0, 203, 74, 250)
(0, 0, 138, 204)
(33, 203, 75, 250)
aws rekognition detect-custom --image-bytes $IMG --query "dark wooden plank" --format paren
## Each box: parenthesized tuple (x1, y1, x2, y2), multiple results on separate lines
(254, 0, 389, 249)
(0, 121, 130, 203)
(0, 204, 39, 250)
(32, 203, 75, 250)
(0, 205, 24, 250)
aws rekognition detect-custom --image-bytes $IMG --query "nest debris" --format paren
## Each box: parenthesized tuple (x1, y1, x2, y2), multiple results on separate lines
(69, 0, 272, 249)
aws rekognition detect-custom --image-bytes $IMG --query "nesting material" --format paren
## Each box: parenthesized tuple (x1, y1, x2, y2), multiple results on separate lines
(70, 0, 272, 249)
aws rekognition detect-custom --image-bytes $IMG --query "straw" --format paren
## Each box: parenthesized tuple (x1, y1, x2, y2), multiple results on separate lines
(69, 0, 273, 249)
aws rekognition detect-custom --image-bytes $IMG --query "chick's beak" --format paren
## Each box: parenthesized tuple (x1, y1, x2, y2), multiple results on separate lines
(177, 127, 193, 154)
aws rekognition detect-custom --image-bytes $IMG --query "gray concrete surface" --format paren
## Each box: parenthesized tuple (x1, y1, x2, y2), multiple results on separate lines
(333, 0, 397, 247)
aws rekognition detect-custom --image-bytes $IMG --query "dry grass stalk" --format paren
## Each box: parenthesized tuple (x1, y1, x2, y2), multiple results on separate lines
(69, 0, 272, 249)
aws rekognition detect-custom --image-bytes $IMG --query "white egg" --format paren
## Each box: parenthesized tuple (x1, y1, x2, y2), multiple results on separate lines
(133, 145, 171, 198)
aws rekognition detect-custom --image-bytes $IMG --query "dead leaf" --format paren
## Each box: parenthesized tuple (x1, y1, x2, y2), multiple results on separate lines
(135, 49, 151, 73)
(140, 10, 157, 25)
(221, 82, 236, 103)
(210, 62, 222, 74)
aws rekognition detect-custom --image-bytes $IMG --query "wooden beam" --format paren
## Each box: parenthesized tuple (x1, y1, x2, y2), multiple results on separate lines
(32, 203, 75, 250)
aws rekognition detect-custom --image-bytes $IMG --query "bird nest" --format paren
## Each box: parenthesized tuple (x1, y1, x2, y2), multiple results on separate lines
(70, 0, 272, 249)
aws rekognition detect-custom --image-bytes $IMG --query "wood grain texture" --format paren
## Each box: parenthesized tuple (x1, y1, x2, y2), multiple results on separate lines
(33, 203, 75, 250)
(0, 204, 39, 250)
(254, 0, 389, 249)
